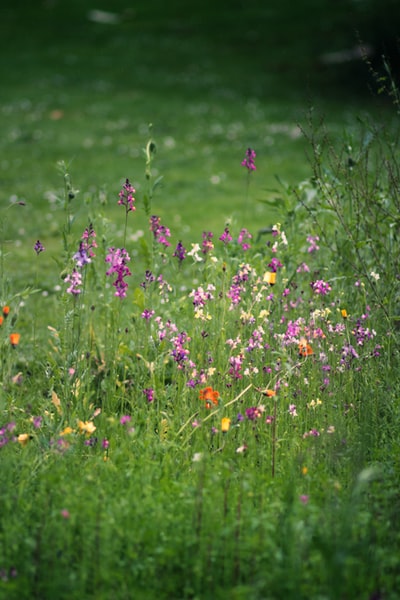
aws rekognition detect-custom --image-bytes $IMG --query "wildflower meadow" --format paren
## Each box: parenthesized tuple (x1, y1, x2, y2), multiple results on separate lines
(1, 110, 400, 599)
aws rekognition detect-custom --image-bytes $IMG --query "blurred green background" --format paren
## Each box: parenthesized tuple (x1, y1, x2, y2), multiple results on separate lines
(0, 0, 399, 251)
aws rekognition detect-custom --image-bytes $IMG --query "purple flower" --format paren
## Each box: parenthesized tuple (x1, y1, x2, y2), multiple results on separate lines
(81, 224, 97, 258)
(241, 148, 256, 171)
(105, 247, 132, 298)
(149, 215, 171, 248)
(310, 279, 331, 295)
(173, 241, 186, 263)
(65, 269, 82, 295)
(73, 242, 91, 268)
(102, 438, 110, 449)
(120, 415, 132, 425)
(34, 240, 45, 255)
(118, 178, 136, 213)
(245, 407, 262, 420)
(201, 231, 214, 254)
(141, 309, 155, 320)
(237, 228, 252, 250)
(219, 227, 233, 245)
(84, 437, 98, 447)
(268, 257, 283, 272)
(171, 331, 191, 370)
(32, 416, 42, 429)
(143, 388, 155, 403)
(306, 235, 320, 253)
(140, 270, 155, 290)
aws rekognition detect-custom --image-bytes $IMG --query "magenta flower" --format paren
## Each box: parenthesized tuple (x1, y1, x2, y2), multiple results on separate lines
(143, 388, 155, 403)
(64, 269, 82, 295)
(219, 227, 232, 245)
(149, 215, 171, 247)
(268, 257, 283, 272)
(241, 148, 256, 171)
(105, 247, 132, 298)
(118, 178, 136, 213)
(310, 279, 331, 295)
(307, 235, 320, 253)
(120, 415, 132, 425)
(237, 228, 252, 250)
(141, 309, 155, 320)
(81, 223, 97, 258)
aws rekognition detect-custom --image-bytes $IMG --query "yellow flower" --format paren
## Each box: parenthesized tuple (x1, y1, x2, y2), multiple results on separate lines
(221, 417, 231, 433)
(17, 433, 30, 446)
(77, 420, 96, 435)
(60, 426, 74, 436)
(302, 466, 308, 475)
(263, 271, 276, 286)
(341, 309, 348, 319)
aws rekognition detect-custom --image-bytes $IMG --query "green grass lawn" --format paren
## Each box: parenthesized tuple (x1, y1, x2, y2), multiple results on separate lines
(0, 0, 392, 245)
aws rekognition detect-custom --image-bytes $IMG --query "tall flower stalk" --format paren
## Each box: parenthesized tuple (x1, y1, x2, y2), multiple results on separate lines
(241, 147, 256, 220)
(118, 178, 136, 248)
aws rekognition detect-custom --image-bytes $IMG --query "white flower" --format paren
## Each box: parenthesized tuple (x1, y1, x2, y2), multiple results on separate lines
(187, 243, 203, 262)
(370, 271, 380, 281)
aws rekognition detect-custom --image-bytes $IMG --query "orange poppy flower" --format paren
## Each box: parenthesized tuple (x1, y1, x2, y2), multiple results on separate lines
(256, 388, 276, 397)
(9, 333, 20, 347)
(0, 316, 3, 326)
(341, 309, 348, 319)
(298, 337, 313, 357)
(199, 386, 219, 409)
(2, 306, 10, 317)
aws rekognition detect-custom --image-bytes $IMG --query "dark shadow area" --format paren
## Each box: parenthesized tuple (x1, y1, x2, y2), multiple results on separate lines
(1, 0, 399, 102)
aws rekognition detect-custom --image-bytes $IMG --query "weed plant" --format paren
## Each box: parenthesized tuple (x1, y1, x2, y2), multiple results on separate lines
(1, 112, 400, 600)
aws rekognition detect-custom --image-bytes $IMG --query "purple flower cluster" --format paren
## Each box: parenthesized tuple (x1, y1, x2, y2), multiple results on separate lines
(237, 228, 252, 250)
(171, 331, 192, 370)
(202, 231, 214, 254)
(310, 279, 331, 295)
(105, 247, 132, 298)
(241, 148, 256, 171)
(34, 240, 45, 255)
(306, 235, 320, 253)
(268, 257, 283, 272)
(150, 215, 171, 247)
(219, 226, 233, 245)
(0, 422, 16, 448)
(189, 284, 215, 307)
(173, 241, 187, 263)
(65, 226, 97, 295)
(143, 388, 155, 403)
(118, 178, 136, 213)
(140, 270, 155, 290)
(65, 269, 83, 296)
(81, 223, 97, 258)
(352, 319, 376, 346)
(245, 406, 263, 420)
(229, 354, 244, 379)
